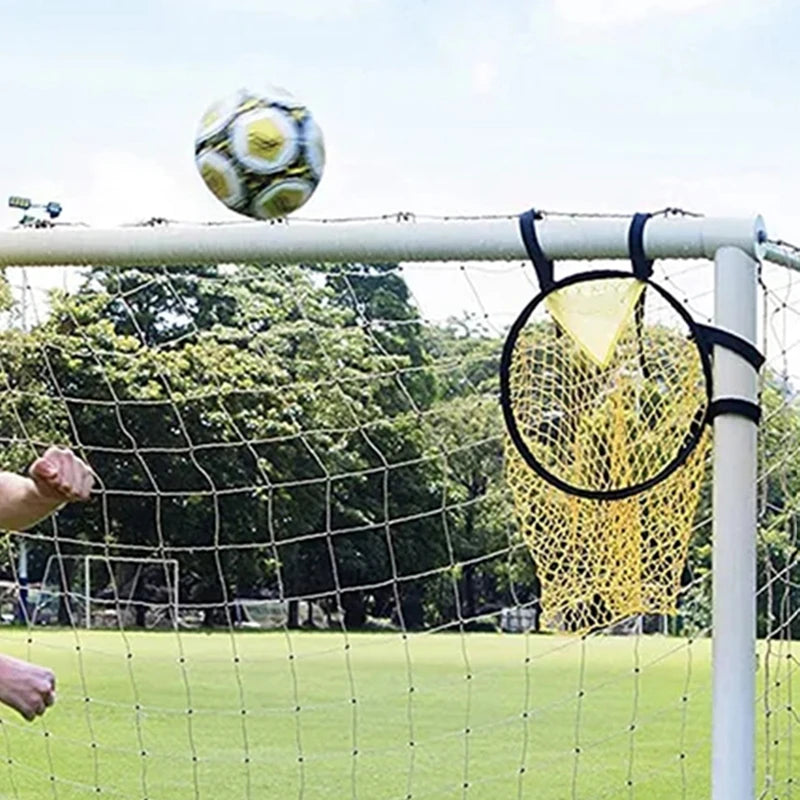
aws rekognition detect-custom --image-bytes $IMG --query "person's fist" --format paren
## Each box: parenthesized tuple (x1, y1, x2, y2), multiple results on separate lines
(29, 447, 94, 503)
(0, 654, 56, 721)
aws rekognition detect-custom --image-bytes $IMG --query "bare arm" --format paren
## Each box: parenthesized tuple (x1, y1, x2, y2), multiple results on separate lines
(0, 447, 93, 721)
(0, 447, 94, 531)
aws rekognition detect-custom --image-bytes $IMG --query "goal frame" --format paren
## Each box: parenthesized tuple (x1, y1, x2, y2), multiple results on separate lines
(4, 212, 800, 800)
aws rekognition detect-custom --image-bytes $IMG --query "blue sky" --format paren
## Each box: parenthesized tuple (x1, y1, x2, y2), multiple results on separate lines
(0, 0, 797, 240)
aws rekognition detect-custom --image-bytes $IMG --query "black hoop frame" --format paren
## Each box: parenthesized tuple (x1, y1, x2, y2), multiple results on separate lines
(499, 269, 714, 501)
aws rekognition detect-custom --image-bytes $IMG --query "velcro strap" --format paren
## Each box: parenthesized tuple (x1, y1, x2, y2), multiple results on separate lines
(708, 398, 762, 425)
(519, 209, 554, 292)
(628, 213, 653, 280)
(696, 324, 765, 371)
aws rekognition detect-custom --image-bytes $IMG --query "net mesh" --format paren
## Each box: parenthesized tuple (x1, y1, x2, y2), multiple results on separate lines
(757, 242, 800, 799)
(0, 215, 794, 799)
(503, 276, 711, 631)
(504, 277, 710, 495)
(505, 434, 710, 633)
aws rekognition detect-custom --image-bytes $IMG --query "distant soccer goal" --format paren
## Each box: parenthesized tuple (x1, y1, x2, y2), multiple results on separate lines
(82, 555, 179, 630)
(0, 212, 797, 800)
(33, 554, 179, 630)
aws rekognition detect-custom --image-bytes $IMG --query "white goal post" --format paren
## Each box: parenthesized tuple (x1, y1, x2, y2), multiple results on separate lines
(3, 212, 800, 800)
(35, 553, 180, 630)
(0, 214, 773, 267)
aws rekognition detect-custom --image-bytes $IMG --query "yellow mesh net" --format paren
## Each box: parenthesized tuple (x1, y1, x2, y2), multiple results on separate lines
(504, 278, 711, 632)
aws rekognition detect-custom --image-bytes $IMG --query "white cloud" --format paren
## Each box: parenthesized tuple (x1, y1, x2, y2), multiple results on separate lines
(161, 0, 378, 20)
(82, 152, 182, 225)
(471, 61, 498, 95)
(654, 171, 800, 242)
(553, 0, 731, 26)
(42, 150, 228, 228)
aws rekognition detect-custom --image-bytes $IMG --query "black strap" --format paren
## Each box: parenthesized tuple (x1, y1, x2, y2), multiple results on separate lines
(708, 398, 762, 425)
(519, 209, 554, 292)
(696, 324, 765, 371)
(628, 213, 654, 280)
(633, 290, 651, 380)
(628, 212, 653, 378)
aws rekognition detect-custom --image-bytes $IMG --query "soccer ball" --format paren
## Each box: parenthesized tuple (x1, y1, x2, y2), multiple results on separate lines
(194, 87, 325, 220)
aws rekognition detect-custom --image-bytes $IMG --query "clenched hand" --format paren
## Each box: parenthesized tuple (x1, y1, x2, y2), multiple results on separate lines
(29, 447, 94, 503)
(0, 654, 56, 721)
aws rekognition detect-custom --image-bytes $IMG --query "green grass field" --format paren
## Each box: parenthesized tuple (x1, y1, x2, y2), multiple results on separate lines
(0, 629, 788, 799)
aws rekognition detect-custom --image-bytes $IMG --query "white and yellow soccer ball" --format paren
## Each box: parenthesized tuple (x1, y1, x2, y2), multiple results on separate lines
(194, 87, 325, 220)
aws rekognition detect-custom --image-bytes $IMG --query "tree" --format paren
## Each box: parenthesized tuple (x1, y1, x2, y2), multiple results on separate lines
(407, 313, 546, 629)
(0, 262, 457, 629)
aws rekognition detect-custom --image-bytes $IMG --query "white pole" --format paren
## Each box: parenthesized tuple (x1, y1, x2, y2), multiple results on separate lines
(173, 560, 179, 631)
(712, 246, 759, 800)
(763, 241, 800, 273)
(18, 540, 27, 580)
(0, 215, 765, 267)
(17, 540, 28, 623)
(84, 556, 91, 630)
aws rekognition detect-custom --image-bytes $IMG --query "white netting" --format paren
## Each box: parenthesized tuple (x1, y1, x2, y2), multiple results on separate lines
(0, 214, 793, 799)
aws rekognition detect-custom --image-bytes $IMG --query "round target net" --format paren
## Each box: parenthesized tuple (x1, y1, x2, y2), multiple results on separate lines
(501, 254, 714, 631)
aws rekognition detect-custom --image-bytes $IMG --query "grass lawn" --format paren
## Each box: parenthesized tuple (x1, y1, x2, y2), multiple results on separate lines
(0, 628, 789, 799)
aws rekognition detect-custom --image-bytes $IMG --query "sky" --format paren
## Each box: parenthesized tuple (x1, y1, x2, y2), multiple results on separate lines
(0, 0, 796, 235)
(0, 0, 798, 332)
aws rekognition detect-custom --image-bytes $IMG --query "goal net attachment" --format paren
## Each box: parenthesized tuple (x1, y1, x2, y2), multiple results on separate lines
(501, 210, 764, 633)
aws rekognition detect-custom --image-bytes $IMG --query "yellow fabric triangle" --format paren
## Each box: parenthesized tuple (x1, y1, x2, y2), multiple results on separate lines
(545, 278, 646, 368)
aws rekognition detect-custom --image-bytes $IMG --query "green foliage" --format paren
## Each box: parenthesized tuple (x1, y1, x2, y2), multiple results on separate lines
(0, 262, 523, 630)
(0, 270, 14, 314)
(18, 261, 798, 635)
(678, 374, 800, 637)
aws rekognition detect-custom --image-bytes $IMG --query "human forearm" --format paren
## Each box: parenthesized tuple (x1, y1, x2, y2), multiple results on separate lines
(0, 448, 93, 724)
(0, 472, 63, 530)
(0, 448, 94, 531)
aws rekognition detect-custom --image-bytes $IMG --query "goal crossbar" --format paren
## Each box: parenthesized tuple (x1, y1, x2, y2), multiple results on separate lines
(0, 214, 768, 267)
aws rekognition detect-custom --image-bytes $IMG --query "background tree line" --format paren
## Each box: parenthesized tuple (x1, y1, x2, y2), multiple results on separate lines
(0, 262, 796, 636)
